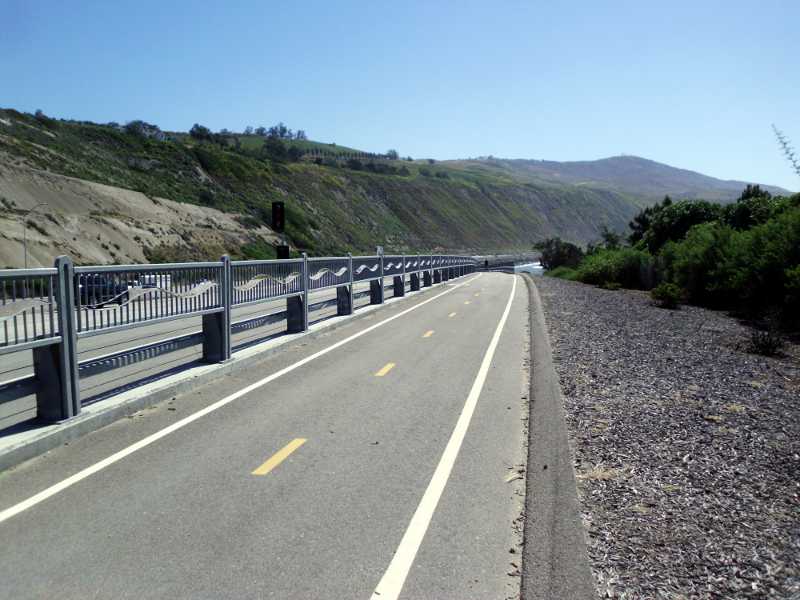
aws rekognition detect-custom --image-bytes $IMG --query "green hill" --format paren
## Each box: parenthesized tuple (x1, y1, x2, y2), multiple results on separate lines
(1, 108, 778, 262)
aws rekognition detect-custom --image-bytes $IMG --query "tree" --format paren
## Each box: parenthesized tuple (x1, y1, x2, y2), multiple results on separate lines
(386, 149, 399, 160)
(629, 195, 672, 245)
(599, 225, 622, 250)
(642, 199, 723, 253)
(723, 185, 776, 230)
(190, 123, 212, 141)
(254, 126, 267, 136)
(262, 137, 288, 162)
(287, 146, 304, 162)
(295, 130, 308, 140)
(346, 158, 363, 170)
(244, 126, 254, 135)
(536, 238, 584, 270)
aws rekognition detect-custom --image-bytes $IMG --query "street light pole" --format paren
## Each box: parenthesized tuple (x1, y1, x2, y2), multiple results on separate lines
(23, 202, 48, 269)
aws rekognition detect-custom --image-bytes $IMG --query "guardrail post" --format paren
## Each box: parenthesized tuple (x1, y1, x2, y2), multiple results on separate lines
(287, 253, 309, 332)
(423, 255, 432, 287)
(370, 252, 384, 305)
(433, 259, 442, 284)
(410, 255, 421, 291)
(337, 253, 354, 315)
(393, 254, 405, 297)
(202, 255, 231, 363)
(34, 255, 80, 421)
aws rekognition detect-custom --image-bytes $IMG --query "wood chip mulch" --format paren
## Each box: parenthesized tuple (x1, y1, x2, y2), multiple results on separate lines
(535, 276, 799, 599)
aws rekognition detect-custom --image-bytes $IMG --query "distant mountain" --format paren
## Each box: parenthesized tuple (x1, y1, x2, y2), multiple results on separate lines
(445, 155, 792, 205)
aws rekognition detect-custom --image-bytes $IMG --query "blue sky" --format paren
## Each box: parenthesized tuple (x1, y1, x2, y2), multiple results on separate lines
(2, 0, 798, 190)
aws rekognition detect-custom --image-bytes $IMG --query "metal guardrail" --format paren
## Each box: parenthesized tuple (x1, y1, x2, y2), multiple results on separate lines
(0, 267, 60, 355)
(0, 252, 477, 425)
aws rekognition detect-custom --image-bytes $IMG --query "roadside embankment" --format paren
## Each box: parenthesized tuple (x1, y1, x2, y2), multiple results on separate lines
(534, 276, 799, 598)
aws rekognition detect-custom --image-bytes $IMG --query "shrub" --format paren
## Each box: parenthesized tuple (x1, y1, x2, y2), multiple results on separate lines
(651, 282, 683, 309)
(601, 281, 622, 290)
(537, 238, 584, 270)
(547, 266, 579, 280)
(643, 200, 723, 253)
(346, 158, 363, 171)
(575, 248, 653, 289)
(657, 222, 741, 307)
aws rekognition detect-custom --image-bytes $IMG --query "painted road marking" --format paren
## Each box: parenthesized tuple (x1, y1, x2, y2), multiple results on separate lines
(370, 276, 518, 600)
(474, 293, 480, 297)
(464, 300, 471, 305)
(448, 312, 457, 318)
(252, 438, 306, 475)
(375, 362, 396, 377)
(0, 274, 483, 525)
(422, 330, 434, 338)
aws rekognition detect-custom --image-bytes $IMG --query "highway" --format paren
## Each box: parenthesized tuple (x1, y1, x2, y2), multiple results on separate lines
(0, 272, 531, 599)
(0, 281, 383, 429)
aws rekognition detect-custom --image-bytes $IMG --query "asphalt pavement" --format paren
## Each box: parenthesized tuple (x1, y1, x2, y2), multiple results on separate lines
(0, 272, 533, 599)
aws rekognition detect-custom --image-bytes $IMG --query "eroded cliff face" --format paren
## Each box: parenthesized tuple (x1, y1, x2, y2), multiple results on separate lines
(0, 160, 279, 267)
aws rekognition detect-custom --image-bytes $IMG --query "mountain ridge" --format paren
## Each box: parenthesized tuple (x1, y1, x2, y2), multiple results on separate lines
(444, 155, 792, 203)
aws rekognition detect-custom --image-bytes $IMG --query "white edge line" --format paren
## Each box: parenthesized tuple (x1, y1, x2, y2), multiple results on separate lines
(0, 274, 483, 525)
(370, 275, 518, 600)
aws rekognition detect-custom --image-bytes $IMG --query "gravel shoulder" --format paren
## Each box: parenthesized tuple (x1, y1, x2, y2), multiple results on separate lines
(534, 276, 799, 599)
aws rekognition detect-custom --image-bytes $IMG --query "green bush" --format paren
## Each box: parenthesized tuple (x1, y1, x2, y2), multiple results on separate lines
(657, 222, 741, 307)
(547, 266, 579, 280)
(656, 205, 800, 326)
(575, 248, 653, 289)
(537, 238, 584, 270)
(642, 200, 723, 253)
(650, 282, 683, 309)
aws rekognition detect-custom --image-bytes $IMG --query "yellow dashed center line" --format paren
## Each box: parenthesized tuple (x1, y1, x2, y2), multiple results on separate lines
(252, 438, 307, 476)
(375, 362, 396, 377)
(474, 293, 480, 297)
(423, 330, 434, 338)
(464, 300, 471, 305)
(448, 312, 457, 318)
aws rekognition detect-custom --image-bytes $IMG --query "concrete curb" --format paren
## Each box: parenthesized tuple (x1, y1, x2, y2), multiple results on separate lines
(520, 274, 596, 599)
(0, 280, 460, 472)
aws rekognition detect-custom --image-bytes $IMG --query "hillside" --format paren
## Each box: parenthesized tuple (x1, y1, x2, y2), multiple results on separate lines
(0, 108, 788, 267)
(446, 156, 791, 203)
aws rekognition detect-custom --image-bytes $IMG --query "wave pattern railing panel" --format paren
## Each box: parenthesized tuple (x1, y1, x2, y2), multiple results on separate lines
(383, 255, 404, 276)
(74, 262, 224, 336)
(352, 255, 381, 282)
(0, 268, 59, 353)
(308, 257, 350, 292)
(232, 259, 303, 306)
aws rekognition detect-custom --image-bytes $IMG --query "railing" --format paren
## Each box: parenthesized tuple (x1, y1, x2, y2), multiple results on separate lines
(353, 255, 381, 282)
(0, 267, 60, 354)
(231, 258, 303, 306)
(307, 257, 350, 291)
(0, 252, 477, 425)
(74, 262, 225, 337)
